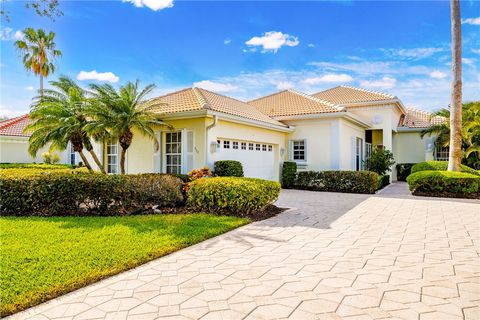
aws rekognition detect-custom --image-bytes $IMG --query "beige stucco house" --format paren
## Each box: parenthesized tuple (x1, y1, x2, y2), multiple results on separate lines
(0, 86, 444, 181)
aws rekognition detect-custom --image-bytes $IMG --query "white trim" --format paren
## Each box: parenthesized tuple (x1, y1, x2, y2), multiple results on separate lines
(274, 111, 370, 128)
(207, 111, 294, 132)
(396, 127, 426, 132)
(106, 141, 119, 174)
(289, 139, 307, 164)
(341, 99, 407, 115)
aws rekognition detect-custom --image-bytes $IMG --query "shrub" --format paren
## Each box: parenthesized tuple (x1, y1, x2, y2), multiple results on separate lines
(0, 163, 74, 169)
(377, 175, 390, 190)
(187, 177, 280, 214)
(214, 160, 244, 177)
(396, 163, 416, 181)
(364, 147, 395, 175)
(407, 170, 479, 196)
(170, 173, 189, 183)
(0, 173, 183, 216)
(0, 167, 88, 177)
(411, 161, 480, 176)
(188, 167, 213, 181)
(294, 171, 379, 194)
(281, 161, 297, 188)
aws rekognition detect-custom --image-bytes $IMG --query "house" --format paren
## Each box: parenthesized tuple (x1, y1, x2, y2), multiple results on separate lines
(0, 85, 443, 181)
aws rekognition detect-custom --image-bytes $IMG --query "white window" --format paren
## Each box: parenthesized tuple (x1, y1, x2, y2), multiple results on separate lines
(70, 143, 76, 165)
(435, 146, 449, 161)
(268, 145, 273, 152)
(233, 141, 239, 149)
(292, 140, 306, 161)
(107, 141, 118, 174)
(249, 143, 254, 150)
(262, 144, 267, 151)
(223, 140, 230, 149)
(256, 143, 261, 151)
(166, 132, 182, 174)
(355, 137, 363, 171)
(241, 142, 246, 150)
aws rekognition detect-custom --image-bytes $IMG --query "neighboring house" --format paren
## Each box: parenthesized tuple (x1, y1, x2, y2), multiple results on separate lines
(0, 85, 443, 181)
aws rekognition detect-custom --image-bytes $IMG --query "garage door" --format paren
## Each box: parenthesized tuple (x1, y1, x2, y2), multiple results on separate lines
(213, 139, 277, 180)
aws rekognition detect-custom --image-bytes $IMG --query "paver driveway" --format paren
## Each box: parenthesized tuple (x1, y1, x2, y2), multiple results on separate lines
(11, 183, 480, 320)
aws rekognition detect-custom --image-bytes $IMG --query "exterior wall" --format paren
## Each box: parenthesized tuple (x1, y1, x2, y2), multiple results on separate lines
(394, 131, 432, 164)
(0, 136, 68, 164)
(339, 119, 366, 170)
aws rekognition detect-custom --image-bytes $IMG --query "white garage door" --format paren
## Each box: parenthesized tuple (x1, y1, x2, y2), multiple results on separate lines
(214, 139, 277, 180)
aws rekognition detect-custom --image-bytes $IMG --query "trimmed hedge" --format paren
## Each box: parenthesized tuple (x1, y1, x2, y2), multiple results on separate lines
(0, 173, 184, 216)
(294, 171, 379, 194)
(214, 160, 244, 177)
(187, 177, 280, 214)
(377, 175, 390, 190)
(396, 163, 415, 181)
(407, 170, 479, 196)
(0, 163, 75, 170)
(281, 161, 297, 188)
(411, 161, 480, 176)
(0, 167, 89, 177)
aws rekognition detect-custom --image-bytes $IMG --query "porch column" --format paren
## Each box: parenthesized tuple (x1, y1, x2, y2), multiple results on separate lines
(382, 122, 393, 182)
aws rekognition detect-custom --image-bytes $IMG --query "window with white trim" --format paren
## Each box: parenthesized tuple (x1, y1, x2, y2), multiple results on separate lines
(255, 143, 261, 151)
(241, 142, 246, 150)
(223, 140, 230, 149)
(107, 141, 118, 174)
(166, 132, 182, 174)
(262, 144, 267, 151)
(249, 143, 254, 150)
(292, 140, 306, 161)
(268, 145, 273, 152)
(232, 141, 239, 149)
(355, 137, 363, 171)
(70, 143, 76, 165)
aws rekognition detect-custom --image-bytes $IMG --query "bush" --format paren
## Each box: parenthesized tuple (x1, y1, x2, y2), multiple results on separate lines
(214, 160, 244, 177)
(0, 163, 74, 169)
(187, 177, 280, 214)
(281, 161, 297, 188)
(188, 167, 213, 181)
(294, 171, 379, 194)
(0, 173, 184, 216)
(377, 175, 390, 190)
(41, 152, 60, 164)
(170, 173, 189, 183)
(407, 170, 479, 196)
(396, 163, 416, 181)
(0, 167, 89, 177)
(364, 147, 395, 175)
(411, 161, 480, 176)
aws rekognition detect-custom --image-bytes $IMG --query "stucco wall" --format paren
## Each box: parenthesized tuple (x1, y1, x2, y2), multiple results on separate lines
(340, 119, 366, 170)
(394, 131, 429, 164)
(0, 136, 69, 164)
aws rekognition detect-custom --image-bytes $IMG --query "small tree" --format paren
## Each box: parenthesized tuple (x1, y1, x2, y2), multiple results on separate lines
(364, 147, 395, 176)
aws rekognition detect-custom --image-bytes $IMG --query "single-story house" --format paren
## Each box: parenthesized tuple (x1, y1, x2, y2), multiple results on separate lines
(0, 85, 444, 181)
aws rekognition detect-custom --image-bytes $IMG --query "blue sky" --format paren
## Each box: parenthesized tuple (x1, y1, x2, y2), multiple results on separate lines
(1, 0, 479, 117)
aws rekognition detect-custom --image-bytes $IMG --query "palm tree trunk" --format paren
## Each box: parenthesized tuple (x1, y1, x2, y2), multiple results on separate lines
(88, 149, 106, 174)
(448, 0, 462, 172)
(78, 150, 94, 173)
(39, 74, 44, 97)
(120, 147, 127, 174)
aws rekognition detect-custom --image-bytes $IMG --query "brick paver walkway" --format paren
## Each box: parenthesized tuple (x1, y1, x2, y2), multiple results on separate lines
(10, 184, 480, 320)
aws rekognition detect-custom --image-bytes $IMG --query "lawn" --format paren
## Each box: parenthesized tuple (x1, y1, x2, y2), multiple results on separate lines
(0, 214, 249, 316)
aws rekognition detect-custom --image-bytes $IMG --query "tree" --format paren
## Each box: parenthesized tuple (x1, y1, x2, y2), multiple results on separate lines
(448, 0, 462, 171)
(14, 28, 62, 95)
(88, 81, 169, 174)
(1, 0, 62, 22)
(26, 76, 105, 173)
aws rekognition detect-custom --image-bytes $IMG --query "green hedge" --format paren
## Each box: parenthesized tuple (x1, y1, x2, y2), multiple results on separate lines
(396, 163, 416, 181)
(407, 170, 479, 196)
(281, 161, 297, 188)
(214, 160, 244, 177)
(294, 171, 379, 194)
(377, 175, 390, 190)
(0, 163, 75, 170)
(0, 173, 184, 216)
(187, 177, 280, 214)
(411, 161, 480, 176)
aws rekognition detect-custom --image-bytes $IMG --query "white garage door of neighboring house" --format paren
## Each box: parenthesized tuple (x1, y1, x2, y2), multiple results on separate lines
(214, 139, 277, 181)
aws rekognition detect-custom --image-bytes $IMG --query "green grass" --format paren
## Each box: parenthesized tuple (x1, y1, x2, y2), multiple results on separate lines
(0, 214, 249, 316)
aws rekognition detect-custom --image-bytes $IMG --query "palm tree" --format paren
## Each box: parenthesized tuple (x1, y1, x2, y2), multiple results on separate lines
(14, 28, 62, 95)
(88, 81, 169, 174)
(26, 76, 106, 173)
(448, 0, 462, 171)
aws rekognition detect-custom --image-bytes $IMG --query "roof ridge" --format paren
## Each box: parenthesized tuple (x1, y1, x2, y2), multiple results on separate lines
(194, 87, 251, 106)
(340, 85, 396, 99)
(286, 89, 344, 110)
(0, 114, 29, 131)
(192, 87, 210, 110)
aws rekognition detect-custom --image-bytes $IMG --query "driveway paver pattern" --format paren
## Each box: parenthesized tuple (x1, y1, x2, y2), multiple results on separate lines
(10, 184, 480, 320)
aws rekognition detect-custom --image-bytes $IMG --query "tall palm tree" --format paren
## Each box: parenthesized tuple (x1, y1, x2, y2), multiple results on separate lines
(448, 0, 462, 171)
(26, 76, 105, 173)
(88, 81, 169, 174)
(14, 28, 62, 95)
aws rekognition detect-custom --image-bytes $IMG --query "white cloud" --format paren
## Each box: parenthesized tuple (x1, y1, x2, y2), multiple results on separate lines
(429, 70, 447, 79)
(303, 73, 353, 85)
(0, 27, 24, 41)
(307, 43, 315, 48)
(382, 47, 443, 60)
(245, 31, 299, 53)
(76, 70, 119, 83)
(193, 80, 238, 93)
(462, 58, 475, 65)
(471, 48, 480, 54)
(123, 0, 173, 11)
(25, 86, 35, 91)
(461, 17, 480, 25)
(0, 105, 27, 118)
(224, 38, 231, 45)
(276, 81, 294, 90)
(360, 76, 397, 89)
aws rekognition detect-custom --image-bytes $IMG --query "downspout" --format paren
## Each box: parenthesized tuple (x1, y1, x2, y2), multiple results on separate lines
(205, 115, 219, 167)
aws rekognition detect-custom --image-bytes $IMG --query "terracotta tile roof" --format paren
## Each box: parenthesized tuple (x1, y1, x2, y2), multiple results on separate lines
(0, 115, 31, 137)
(147, 87, 286, 127)
(248, 89, 344, 117)
(313, 85, 396, 105)
(400, 107, 446, 128)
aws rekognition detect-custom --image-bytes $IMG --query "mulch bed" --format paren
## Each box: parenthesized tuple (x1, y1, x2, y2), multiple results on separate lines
(413, 191, 480, 199)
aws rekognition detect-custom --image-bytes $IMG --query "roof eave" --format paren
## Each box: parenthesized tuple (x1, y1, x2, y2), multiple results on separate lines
(273, 111, 370, 128)
(207, 110, 294, 133)
(342, 98, 407, 114)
